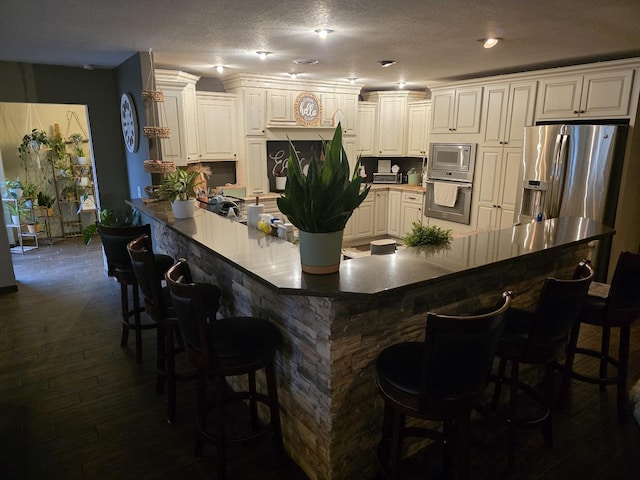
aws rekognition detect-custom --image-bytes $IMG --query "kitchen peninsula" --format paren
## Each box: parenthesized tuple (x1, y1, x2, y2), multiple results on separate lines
(132, 199, 613, 480)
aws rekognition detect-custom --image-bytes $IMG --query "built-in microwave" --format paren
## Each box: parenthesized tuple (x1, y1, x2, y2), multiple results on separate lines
(428, 142, 477, 182)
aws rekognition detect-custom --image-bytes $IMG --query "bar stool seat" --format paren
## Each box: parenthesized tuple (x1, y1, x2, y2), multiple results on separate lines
(166, 259, 284, 480)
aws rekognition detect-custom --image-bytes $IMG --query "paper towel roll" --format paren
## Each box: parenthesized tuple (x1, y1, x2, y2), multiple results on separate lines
(247, 204, 265, 227)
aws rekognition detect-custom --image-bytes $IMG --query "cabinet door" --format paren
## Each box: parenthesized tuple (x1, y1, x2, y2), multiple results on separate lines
(430, 89, 455, 134)
(453, 86, 482, 133)
(401, 192, 424, 235)
(340, 95, 358, 134)
(474, 148, 501, 230)
(357, 102, 377, 156)
(387, 190, 401, 237)
(580, 69, 633, 118)
(376, 96, 407, 155)
(495, 148, 522, 228)
(503, 81, 537, 147)
(246, 139, 267, 196)
(374, 190, 389, 236)
(343, 138, 358, 174)
(244, 88, 266, 135)
(158, 87, 187, 166)
(535, 75, 584, 120)
(407, 102, 430, 156)
(322, 93, 340, 126)
(266, 90, 294, 123)
(354, 198, 375, 239)
(482, 84, 509, 146)
(197, 95, 237, 160)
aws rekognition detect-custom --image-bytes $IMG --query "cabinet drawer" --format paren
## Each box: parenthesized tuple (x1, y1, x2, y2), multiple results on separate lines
(401, 192, 424, 205)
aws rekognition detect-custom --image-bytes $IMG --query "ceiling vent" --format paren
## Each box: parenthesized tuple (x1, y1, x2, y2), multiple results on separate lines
(293, 59, 319, 65)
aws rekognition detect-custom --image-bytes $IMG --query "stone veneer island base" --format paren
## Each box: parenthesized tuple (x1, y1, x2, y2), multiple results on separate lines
(130, 200, 613, 480)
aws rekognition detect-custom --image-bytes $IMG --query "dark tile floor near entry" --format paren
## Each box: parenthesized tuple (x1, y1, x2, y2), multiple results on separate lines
(1, 237, 639, 479)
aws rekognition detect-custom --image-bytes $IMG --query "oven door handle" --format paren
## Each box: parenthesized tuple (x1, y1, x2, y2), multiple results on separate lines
(426, 180, 472, 189)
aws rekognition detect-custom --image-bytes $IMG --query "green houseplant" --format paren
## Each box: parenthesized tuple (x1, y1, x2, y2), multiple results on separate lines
(82, 207, 141, 245)
(403, 221, 452, 247)
(277, 124, 370, 273)
(157, 168, 200, 219)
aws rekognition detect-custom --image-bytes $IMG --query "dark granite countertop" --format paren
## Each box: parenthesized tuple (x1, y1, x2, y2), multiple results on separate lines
(130, 199, 614, 298)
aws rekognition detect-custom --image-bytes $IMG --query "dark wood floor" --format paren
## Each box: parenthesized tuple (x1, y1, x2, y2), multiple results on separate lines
(1, 237, 639, 479)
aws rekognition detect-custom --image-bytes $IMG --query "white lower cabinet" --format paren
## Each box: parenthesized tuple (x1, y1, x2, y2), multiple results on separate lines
(387, 191, 402, 237)
(400, 191, 424, 236)
(374, 190, 389, 236)
(474, 147, 522, 230)
(344, 194, 374, 243)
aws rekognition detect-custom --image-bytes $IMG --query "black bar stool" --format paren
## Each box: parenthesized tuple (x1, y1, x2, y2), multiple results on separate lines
(489, 260, 593, 474)
(558, 251, 640, 422)
(127, 234, 220, 423)
(97, 223, 173, 363)
(166, 259, 284, 480)
(375, 291, 512, 480)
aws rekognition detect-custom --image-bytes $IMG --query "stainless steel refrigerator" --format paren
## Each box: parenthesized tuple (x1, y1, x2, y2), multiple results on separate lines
(515, 123, 627, 280)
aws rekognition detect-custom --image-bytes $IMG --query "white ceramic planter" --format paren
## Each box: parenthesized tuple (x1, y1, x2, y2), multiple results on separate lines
(275, 176, 287, 191)
(171, 199, 195, 219)
(76, 156, 89, 165)
(77, 176, 90, 186)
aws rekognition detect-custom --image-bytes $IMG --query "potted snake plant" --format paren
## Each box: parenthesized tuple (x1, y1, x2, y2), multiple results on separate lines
(277, 123, 370, 274)
(156, 168, 200, 219)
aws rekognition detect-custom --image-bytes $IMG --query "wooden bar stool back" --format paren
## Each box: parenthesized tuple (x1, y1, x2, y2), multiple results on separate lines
(127, 234, 209, 423)
(558, 251, 640, 421)
(375, 291, 512, 480)
(166, 259, 284, 480)
(489, 260, 593, 474)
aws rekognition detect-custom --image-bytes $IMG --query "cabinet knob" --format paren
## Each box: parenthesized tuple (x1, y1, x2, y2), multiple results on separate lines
(493, 204, 497, 208)
(580, 110, 585, 114)
(497, 205, 502, 209)
(503, 141, 508, 145)
(573, 110, 579, 114)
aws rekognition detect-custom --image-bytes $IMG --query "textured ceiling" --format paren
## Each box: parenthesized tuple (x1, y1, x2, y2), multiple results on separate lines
(1, 0, 640, 90)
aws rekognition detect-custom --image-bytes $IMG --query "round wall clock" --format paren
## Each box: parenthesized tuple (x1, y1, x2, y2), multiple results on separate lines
(294, 92, 322, 126)
(120, 93, 139, 153)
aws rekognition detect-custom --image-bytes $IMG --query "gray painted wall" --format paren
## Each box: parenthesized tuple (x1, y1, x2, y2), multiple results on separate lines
(0, 57, 146, 289)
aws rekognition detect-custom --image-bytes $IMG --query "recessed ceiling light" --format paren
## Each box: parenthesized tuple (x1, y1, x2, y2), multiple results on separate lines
(314, 28, 334, 39)
(288, 72, 298, 79)
(398, 82, 406, 89)
(216, 65, 224, 74)
(480, 38, 501, 48)
(348, 77, 358, 84)
(378, 60, 396, 68)
(257, 51, 271, 60)
(293, 59, 319, 65)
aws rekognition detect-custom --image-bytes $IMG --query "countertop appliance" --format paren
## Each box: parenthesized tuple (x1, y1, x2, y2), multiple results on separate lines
(424, 142, 477, 225)
(372, 172, 402, 184)
(515, 123, 628, 279)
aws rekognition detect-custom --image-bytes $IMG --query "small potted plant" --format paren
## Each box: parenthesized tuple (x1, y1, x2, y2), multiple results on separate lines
(22, 182, 38, 201)
(5, 200, 23, 225)
(69, 133, 88, 164)
(403, 221, 452, 247)
(5, 179, 23, 199)
(18, 129, 50, 169)
(273, 159, 288, 191)
(37, 191, 56, 216)
(157, 168, 200, 219)
(407, 167, 421, 186)
(61, 184, 77, 202)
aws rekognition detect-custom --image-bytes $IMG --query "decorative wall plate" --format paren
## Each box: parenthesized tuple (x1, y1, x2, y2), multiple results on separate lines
(294, 92, 322, 126)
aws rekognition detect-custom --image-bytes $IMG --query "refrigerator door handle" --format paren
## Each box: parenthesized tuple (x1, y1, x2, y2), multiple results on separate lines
(549, 134, 568, 218)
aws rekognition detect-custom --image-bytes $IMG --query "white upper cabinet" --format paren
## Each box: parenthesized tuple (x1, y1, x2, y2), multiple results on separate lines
(244, 88, 266, 135)
(245, 139, 267, 195)
(430, 86, 483, 134)
(155, 70, 201, 166)
(321, 93, 357, 134)
(196, 92, 238, 161)
(365, 91, 425, 156)
(535, 69, 634, 120)
(482, 81, 537, 147)
(266, 90, 295, 124)
(407, 101, 432, 156)
(356, 102, 377, 157)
